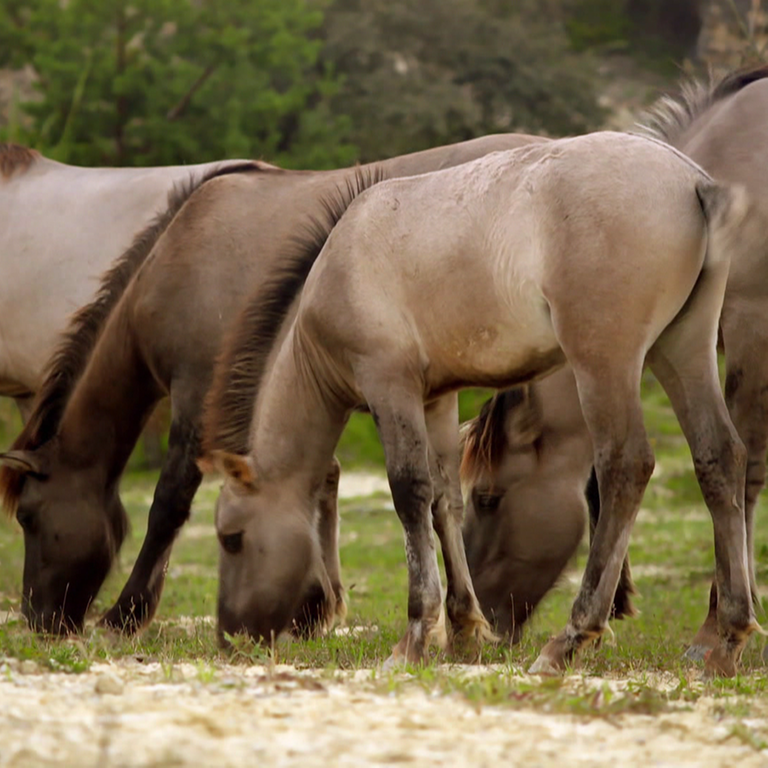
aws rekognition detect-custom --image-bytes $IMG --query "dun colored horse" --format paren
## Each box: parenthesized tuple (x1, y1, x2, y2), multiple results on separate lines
(0, 143, 244, 418)
(0, 134, 543, 634)
(461, 66, 768, 662)
(201, 131, 754, 674)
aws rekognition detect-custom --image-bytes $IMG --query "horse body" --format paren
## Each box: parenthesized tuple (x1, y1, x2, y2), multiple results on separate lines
(204, 131, 754, 673)
(0, 145, 245, 405)
(462, 67, 768, 659)
(0, 133, 543, 634)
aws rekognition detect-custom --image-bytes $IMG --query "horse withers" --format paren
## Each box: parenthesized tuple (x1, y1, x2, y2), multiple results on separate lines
(201, 132, 755, 674)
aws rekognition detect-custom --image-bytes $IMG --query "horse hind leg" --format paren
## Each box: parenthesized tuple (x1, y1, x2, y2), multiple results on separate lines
(585, 468, 638, 622)
(425, 394, 496, 658)
(647, 261, 758, 676)
(530, 353, 654, 675)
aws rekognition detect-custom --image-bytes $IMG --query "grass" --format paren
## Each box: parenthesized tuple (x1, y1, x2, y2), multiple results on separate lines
(2, 374, 768, 717)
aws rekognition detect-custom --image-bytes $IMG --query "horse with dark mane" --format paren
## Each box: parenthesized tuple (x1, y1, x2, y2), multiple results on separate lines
(0, 134, 545, 635)
(200, 131, 754, 674)
(461, 66, 768, 662)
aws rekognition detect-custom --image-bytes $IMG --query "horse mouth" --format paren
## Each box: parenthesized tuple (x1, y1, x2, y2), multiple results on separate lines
(22, 586, 89, 636)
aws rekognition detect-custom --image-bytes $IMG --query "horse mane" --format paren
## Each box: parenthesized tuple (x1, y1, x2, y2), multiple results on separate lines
(0, 160, 266, 515)
(0, 143, 40, 179)
(201, 164, 386, 460)
(460, 387, 542, 487)
(638, 64, 768, 145)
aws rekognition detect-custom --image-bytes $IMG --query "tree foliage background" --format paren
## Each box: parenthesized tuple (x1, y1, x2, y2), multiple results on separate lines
(0, 0, 729, 168)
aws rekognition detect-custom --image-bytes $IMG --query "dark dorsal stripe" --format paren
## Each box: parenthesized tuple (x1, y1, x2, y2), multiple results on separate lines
(202, 165, 387, 459)
(0, 160, 269, 515)
(640, 64, 768, 145)
(0, 143, 40, 179)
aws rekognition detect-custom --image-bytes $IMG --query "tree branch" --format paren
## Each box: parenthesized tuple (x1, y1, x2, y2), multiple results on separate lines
(166, 63, 217, 122)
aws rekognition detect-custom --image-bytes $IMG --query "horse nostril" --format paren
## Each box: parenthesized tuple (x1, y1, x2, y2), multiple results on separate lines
(219, 530, 244, 555)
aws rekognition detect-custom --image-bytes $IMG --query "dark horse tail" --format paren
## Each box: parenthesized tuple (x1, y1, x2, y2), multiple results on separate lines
(201, 164, 387, 461)
(0, 160, 263, 515)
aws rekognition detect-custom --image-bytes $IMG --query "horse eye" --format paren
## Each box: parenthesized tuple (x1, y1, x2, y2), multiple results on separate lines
(474, 491, 502, 516)
(219, 531, 244, 555)
(16, 508, 36, 534)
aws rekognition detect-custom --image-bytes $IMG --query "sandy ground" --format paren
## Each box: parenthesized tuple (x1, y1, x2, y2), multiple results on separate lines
(2, 657, 768, 768)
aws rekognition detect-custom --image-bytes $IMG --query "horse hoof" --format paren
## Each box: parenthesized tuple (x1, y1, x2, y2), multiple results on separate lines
(703, 647, 738, 678)
(683, 643, 712, 663)
(528, 656, 563, 676)
(381, 654, 405, 674)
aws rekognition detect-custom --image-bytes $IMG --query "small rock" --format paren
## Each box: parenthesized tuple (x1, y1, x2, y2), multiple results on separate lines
(95, 672, 125, 695)
(19, 660, 39, 675)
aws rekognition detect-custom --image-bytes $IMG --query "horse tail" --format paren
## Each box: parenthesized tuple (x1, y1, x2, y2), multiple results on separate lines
(696, 179, 751, 270)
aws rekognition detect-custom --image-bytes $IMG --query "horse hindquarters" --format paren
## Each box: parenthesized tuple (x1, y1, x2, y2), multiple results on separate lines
(530, 180, 751, 676)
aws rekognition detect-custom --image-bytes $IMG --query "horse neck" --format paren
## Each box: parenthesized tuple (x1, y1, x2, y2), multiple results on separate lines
(56, 311, 161, 484)
(250, 327, 346, 490)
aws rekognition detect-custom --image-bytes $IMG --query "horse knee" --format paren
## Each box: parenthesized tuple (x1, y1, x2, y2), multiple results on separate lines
(389, 468, 433, 524)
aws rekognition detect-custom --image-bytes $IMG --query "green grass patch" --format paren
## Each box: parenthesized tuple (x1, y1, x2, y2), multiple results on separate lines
(2, 372, 768, 717)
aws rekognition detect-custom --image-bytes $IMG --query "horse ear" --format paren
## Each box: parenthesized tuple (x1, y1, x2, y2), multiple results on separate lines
(199, 450, 258, 492)
(0, 450, 47, 477)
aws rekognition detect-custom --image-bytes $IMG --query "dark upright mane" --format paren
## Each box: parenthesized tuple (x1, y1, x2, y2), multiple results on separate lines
(639, 65, 768, 146)
(0, 143, 40, 178)
(460, 387, 542, 486)
(202, 165, 386, 459)
(0, 160, 266, 515)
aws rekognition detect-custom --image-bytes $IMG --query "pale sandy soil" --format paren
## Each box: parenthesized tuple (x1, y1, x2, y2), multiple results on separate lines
(2, 658, 768, 768)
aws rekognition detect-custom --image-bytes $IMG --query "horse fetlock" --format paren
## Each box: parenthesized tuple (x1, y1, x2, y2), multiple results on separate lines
(100, 592, 157, 634)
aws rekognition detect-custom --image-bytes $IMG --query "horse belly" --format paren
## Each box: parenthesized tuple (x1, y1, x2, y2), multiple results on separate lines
(426, 288, 562, 392)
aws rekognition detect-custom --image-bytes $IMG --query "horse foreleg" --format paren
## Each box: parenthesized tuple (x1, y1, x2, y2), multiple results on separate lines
(290, 456, 347, 637)
(586, 468, 638, 621)
(368, 388, 445, 667)
(100, 415, 202, 633)
(425, 394, 496, 659)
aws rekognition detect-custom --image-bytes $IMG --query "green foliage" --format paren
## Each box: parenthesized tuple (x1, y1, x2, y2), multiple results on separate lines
(320, 0, 607, 161)
(1, 0, 356, 168)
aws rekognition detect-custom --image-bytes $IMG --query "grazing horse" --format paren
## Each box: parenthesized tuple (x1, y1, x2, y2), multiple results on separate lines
(461, 65, 768, 660)
(0, 143, 246, 419)
(0, 133, 545, 635)
(201, 131, 755, 674)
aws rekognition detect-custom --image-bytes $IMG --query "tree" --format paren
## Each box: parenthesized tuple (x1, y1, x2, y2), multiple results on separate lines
(1, 0, 356, 168)
(320, 0, 607, 161)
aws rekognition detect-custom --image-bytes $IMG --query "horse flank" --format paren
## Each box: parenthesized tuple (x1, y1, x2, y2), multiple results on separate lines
(201, 165, 387, 460)
(0, 160, 266, 515)
(638, 64, 768, 145)
(0, 143, 40, 179)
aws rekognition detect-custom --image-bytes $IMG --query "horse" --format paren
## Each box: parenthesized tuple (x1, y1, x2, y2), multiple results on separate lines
(0, 133, 545, 635)
(460, 65, 768, 661)
(0, 142, 247, 420)
(200, 131, 755, 674)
